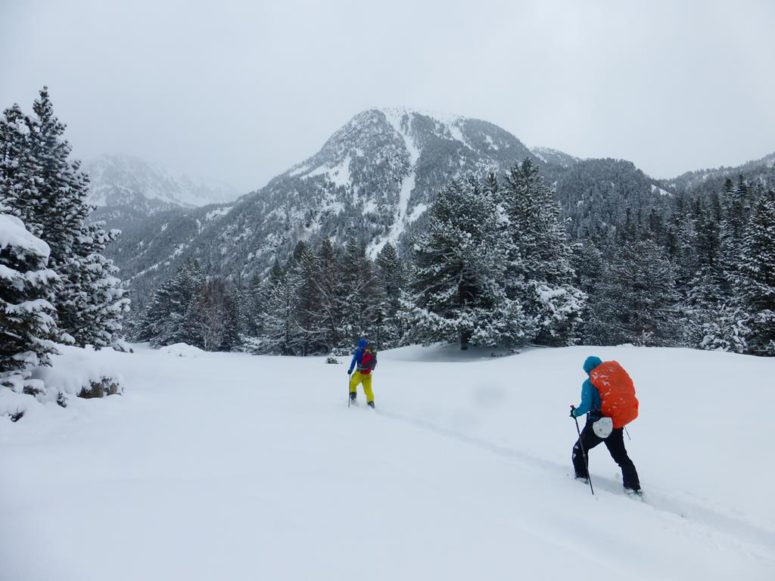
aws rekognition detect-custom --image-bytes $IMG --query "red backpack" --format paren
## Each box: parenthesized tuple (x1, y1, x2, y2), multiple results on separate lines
(358, 349, 377, 375)
(589, 361, 639, 429)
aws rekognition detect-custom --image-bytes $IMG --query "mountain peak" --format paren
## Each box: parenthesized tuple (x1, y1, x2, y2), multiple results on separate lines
(251, 106, 541, 261)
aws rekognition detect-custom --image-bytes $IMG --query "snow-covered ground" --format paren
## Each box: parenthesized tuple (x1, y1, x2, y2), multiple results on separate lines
(1, 344, 774, 580)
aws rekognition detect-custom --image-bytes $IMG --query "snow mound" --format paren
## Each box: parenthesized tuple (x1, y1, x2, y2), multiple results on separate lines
(2, 345, 774, 580)
(158, 343, 205, 358)
(29, 345, 125, 400)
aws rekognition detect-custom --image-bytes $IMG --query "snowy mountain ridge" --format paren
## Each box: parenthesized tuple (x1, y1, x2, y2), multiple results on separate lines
(100, 107, 766, 308)
(245, 107, 542, 261)
(101, 107, 552, 302)
(531, 146, 580, 167)
(85, 154, 241, 209)
(662, 150, 775, 192)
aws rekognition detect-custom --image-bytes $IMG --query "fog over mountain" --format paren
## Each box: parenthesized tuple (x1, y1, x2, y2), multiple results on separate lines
(3, 1, 774, 190)
(86, 155, 241, 209)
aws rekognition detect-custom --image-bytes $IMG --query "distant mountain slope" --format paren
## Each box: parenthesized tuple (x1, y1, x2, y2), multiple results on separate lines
(554, 158, 675, 239)
(251, 107, 542, 258)
(99, 108, 774, 310)
(86, 154, 241, 209)
(531, 146, 579, 168)
(103, 108, 551, 301)
(164, 108, 544, 276)
(101, 204, 234, 312)
(662, 151, 775, 194)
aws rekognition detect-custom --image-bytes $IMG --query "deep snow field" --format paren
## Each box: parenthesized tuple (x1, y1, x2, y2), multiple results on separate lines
(1, 343, 774, 580)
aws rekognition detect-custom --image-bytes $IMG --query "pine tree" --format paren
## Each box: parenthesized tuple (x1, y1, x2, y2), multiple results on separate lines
(404, 179, 521, 349)
(584, 239, 678, 346)
(137, 259, 203, 346)
(243, 272, 263, 337)
(719, 176, 752, 290)
(64, 223, 130, 348)
(293, 241, 323, 354)
(682, 265, 748, 352)
(1, 88, 128, 347)
(339, 239, 379, 346)
(183, 277, 241, 351)
(682, 180, 754, 353)
(677, 191, 748, 352)
(314, 238, 345, 352)
(0, 213, 59, 390)
(738, 191, 775, 355)
(259, 257, 304, 355)
(0, 105, 35, 219)
(499, 160, 584, 345)
(375, 242, 405, 348)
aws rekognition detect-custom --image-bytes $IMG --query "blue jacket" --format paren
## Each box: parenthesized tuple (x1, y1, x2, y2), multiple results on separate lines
(348, 339, 369, 374)
(572, 356, 602, 418)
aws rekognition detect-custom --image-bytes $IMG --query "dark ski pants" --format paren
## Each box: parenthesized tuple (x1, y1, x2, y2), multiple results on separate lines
(572, 422, 640, 490)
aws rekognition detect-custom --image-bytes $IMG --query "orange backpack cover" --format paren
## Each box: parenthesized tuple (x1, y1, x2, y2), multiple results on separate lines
(589, 361, 639, 429)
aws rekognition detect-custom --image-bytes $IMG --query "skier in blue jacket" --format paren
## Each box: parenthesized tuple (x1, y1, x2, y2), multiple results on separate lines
(571, 355, 641, 494)
(347, 338, 377, 407)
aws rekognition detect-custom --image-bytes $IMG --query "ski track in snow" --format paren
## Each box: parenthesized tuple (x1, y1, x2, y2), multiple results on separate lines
(373, 407, 775, 558)
(3, 344, 775, 580)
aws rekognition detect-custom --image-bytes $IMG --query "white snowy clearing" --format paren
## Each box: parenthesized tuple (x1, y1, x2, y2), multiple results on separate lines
(1, 344, 774, 581)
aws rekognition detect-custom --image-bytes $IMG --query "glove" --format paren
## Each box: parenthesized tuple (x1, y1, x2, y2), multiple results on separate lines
(569, 405, 576, 418)
(347, 369, 352, 375)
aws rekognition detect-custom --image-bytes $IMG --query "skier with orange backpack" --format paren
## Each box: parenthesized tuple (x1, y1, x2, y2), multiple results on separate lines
(348, 339, 378, 408)
(570, 355, 641, 495)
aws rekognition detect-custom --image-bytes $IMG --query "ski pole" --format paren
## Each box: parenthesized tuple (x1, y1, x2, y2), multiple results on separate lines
(571, 406, 595, 496)
(347, 374, 351, 408)
(624, 427, 631, 441)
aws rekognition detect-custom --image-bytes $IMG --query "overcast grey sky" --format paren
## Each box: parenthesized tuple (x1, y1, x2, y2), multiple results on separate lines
(2, 0, 774, 191)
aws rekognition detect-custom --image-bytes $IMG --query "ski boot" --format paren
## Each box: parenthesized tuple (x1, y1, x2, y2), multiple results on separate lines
(624, 487, 643, 498)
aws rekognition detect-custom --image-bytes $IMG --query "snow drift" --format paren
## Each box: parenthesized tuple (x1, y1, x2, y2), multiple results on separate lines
(0, 344, 773, 580)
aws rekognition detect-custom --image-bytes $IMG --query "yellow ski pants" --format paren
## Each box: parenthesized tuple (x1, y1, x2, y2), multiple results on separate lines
(349, 371, 374, 403)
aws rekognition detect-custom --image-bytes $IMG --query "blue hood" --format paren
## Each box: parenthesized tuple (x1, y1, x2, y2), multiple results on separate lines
(583, 356, 602, 374)
(357, 339, 368, 349)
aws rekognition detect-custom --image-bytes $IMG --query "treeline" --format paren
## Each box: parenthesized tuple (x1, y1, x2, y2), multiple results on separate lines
(1, 88, 128, 392)
(136, 238, 405, 354)
(137, 160, 585, 353)
(137, 157, 775, 357)
(574, 176, 775, 355)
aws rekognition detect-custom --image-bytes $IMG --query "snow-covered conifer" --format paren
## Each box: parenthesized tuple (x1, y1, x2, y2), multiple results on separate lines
(584, 239, 678, 346)
(0, 105, 35, 220)
(404, 179, 521, 350)
(374, 242, 404, 348)
(183, 277, 241, 352)
(259, 257, 303, 355)
(138, 259, 203, 346)
(738, 191, 775, 355)
(293, 241, 323, 354)
(0, 213, 58, 389)
(314, 238, 345, 352)
(1, 88, 128, 347)
(499, 160, 584, 345)
(339, 239, 379, 346)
